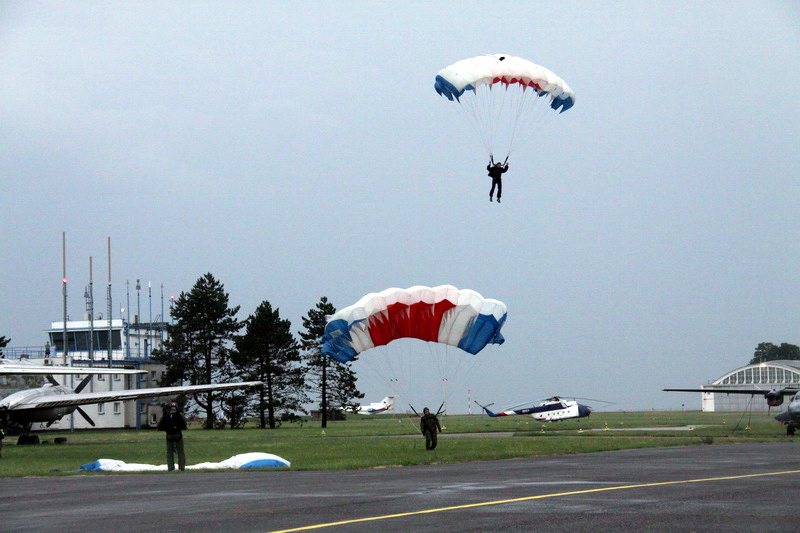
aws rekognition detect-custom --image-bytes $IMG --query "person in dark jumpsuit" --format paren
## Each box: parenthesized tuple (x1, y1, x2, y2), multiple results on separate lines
(487, 161, 509, 203)
(420, 407, 442, 450)
(158, 402, 188, 471)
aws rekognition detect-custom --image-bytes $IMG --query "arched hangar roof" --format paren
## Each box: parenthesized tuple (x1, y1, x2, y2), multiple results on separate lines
(712, 360, 800, 386)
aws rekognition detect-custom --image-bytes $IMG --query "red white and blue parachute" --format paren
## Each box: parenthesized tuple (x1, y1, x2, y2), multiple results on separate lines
(322, 285, 507, 363)
(435, 54, 575, 161)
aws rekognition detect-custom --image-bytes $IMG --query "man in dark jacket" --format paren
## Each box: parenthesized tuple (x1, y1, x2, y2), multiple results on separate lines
(420, 407, 442, 450)
(158, 402, 188, 471)
(487, 161, 509, 203)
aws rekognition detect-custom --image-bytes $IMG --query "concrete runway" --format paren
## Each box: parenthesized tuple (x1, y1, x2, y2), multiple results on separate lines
(3, 442, 799, 532)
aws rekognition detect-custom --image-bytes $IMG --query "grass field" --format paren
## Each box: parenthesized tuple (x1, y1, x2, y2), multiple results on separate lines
(0, 410, 789, 477)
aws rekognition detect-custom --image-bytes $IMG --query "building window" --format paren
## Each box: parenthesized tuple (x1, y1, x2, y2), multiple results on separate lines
(113, 374, 121, 381)
(98, 403, 105, 415)
(113, 402, 121, 415)
(140, 402, 147, 414)
(151, 370, 157, 381)
(150, 413, 157, 425)
(98, 374, 105, 381)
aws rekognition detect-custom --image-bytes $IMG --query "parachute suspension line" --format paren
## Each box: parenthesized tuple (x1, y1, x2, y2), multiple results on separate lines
(453, 92, 492, 157)
(505, 84, 529, 160)
(509, 87, 555, 159)
(353, 344, 411, 410)
(381, 342, 415, 406)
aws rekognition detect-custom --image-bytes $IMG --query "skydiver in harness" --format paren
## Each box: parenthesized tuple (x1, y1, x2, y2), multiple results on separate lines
(487, 156, 508, 203)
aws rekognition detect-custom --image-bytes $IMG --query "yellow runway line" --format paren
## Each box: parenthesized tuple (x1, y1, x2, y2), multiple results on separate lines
(272, 469, 800, 532)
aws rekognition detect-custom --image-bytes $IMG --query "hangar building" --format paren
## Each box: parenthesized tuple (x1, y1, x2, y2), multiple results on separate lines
(695, 360, 800, 412)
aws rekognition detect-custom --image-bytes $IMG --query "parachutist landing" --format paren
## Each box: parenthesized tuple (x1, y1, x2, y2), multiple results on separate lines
(420, 407, 442, 450)
(487, 161, 508, 203)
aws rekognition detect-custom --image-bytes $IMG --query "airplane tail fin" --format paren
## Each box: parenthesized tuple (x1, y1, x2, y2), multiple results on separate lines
(474, 400, 497, 417)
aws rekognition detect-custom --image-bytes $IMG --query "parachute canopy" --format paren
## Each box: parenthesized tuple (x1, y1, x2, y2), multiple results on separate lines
(434, 54, 574, 161)
(322, 285, 507, 363)
(435, 53, 575, 112)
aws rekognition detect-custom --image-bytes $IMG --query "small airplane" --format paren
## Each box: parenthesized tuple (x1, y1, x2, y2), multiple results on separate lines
(475, 396, 596, 422)
(352, 395, 396, 414)
(664, 386, 800, 435)
(0, 359, 262, 441)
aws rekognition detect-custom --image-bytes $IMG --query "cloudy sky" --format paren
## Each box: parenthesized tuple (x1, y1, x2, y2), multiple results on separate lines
(1, 2, 798, 412)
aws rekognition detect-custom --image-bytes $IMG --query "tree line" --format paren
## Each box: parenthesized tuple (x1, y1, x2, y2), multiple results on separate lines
(748, 342, 800, 365)
(153, 272, 363, 429)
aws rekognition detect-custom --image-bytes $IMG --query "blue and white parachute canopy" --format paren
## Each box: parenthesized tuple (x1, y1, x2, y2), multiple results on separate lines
(321, 285, 507, 363)
(78, 453, 290, 472)
(435, 53, 575, 112)
(434, 54, 574, 161)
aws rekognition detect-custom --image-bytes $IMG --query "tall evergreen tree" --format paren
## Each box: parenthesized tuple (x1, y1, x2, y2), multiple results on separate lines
(153, 273, 241, 429)
(232, 300, 308, 429)
(0, 335, 9, 358)
(298, 297, 363, 428)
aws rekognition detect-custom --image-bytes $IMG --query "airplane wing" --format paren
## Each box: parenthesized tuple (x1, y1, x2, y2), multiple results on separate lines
(664, 388, 800, 396)
(0, 360, 146, 375)
(9, 381, 263, 410)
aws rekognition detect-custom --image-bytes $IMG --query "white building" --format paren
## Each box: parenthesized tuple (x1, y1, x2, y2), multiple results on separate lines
(3, 317, 172, 431)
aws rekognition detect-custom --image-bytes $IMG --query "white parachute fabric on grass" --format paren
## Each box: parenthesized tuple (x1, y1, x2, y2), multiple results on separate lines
(434, 53, 575, 161)
(78, 452, 290, 472)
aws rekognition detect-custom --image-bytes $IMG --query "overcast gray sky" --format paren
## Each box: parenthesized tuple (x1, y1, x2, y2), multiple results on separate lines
(2, 2, 798, 412)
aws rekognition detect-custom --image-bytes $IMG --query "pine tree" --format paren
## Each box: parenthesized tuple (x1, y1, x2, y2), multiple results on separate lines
(232, 300, 308, 429)
(153, 273, 241, 429)
(298, 297, 363, 428)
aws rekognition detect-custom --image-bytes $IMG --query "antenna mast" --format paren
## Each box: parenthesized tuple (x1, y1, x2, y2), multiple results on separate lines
(107, 237, 113, 368)
(62, 232, 68, 364)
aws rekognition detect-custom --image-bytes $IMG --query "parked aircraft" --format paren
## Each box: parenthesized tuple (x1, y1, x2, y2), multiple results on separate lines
(0, 359, 262, 441)
(352, 396, 396, 414)
(475, 396, 595, 422)
(664, 386, 800, 435)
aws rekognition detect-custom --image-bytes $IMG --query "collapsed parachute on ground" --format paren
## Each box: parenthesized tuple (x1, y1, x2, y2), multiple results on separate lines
(434, 53, 575, 161)
(79, 453, 290, 472)
(321, 285, 507, 363)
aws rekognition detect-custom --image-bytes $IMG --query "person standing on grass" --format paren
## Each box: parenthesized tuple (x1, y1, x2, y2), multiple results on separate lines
(420, 407, 442, 450)
(158, 402, 188, 471)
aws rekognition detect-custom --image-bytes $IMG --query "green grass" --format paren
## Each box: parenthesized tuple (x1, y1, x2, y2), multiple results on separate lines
(0, 411, 789, 477)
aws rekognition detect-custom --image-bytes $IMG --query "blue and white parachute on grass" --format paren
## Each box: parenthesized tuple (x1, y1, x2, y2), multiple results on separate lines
(78, 453, 290, 472)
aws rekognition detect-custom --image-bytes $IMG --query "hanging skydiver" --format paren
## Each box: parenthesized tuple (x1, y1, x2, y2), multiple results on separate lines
(487, 156, 508, 203)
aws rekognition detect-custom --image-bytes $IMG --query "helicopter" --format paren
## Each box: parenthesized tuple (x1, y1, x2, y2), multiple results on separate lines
(475, 396, 611, 422)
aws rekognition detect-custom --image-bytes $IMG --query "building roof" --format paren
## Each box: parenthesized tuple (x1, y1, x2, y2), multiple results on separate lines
(711, 360, 800, 387)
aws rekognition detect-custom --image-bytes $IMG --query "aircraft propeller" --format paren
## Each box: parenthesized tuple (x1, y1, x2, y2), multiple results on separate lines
(76, 406, 96, 427)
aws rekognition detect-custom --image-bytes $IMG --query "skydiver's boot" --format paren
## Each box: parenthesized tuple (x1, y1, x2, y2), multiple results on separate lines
(497, 197, 501, 203)
(489, 195, 493, 202)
